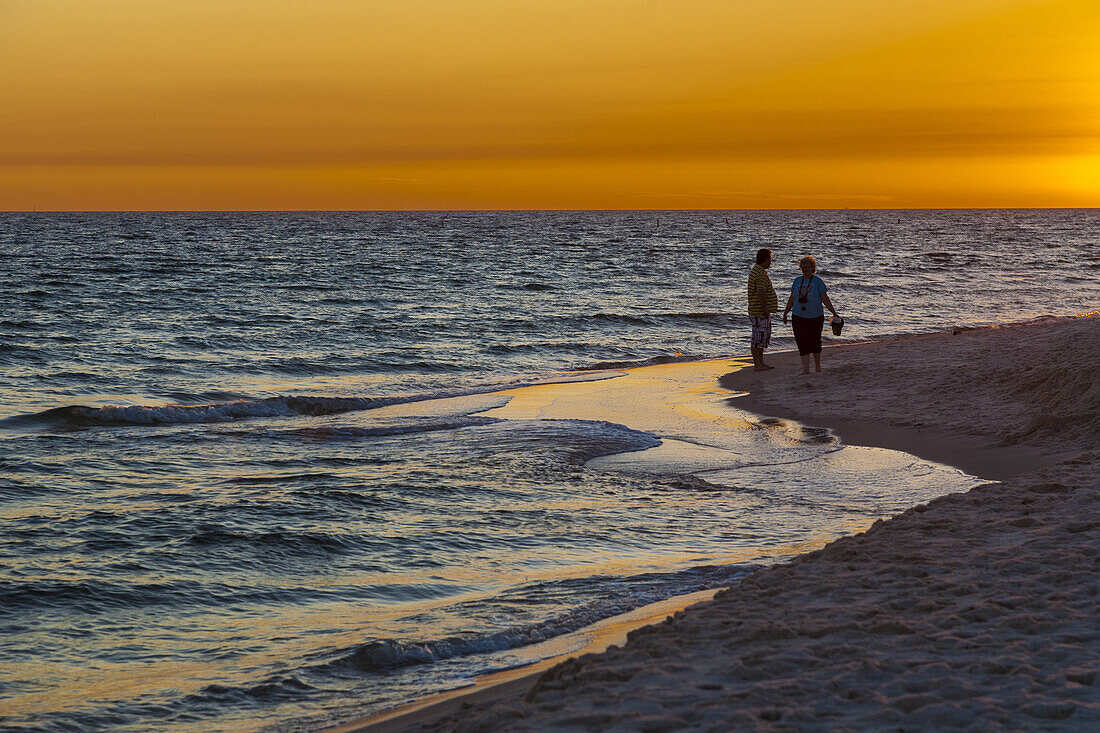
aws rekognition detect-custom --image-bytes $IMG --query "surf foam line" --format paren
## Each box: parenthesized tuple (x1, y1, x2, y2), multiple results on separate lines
(316, 564, 760, 676)
(0, 372, 624, 430)
(0, 396, 392, 429)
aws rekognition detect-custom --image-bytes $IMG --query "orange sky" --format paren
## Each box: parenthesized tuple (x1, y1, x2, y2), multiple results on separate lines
(1, 0, 1098, 210)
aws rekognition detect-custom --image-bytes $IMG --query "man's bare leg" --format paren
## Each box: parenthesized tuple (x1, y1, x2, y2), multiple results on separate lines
(813, 352, 822, 372)
(800, 353, 811, 374)
(751, 347, 774, 371)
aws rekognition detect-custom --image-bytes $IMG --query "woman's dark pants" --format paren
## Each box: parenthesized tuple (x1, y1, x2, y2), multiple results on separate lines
(791, 314, 825, 355)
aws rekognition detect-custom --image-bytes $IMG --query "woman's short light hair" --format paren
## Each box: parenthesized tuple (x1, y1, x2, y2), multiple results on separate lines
(798, 256, 817, 272)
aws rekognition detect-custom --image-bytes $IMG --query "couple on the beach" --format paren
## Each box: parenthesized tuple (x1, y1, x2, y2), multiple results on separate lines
(747, 248, 842, 373)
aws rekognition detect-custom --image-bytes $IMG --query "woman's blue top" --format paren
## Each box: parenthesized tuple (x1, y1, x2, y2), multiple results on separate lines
(790, 275, 828, 318)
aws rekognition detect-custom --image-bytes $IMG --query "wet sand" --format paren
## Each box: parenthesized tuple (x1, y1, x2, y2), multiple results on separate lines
(331, 315, 1098, 731)
(324, 590, 721, 733)
(718, 318, 1093, 480)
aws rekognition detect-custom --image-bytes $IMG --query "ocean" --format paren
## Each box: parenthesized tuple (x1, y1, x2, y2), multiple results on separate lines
(1, 210, 1096, 731)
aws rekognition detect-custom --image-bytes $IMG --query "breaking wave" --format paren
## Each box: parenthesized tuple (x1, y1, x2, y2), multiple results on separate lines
(0, 396, 395, 429)
(0, 375, 618, 430)
(325, 564, 757, 674)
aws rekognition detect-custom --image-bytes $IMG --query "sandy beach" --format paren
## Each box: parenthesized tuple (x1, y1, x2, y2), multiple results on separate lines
(334, 315, 1098, 731)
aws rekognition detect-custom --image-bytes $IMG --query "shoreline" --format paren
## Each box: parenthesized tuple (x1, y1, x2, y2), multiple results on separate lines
(326, 316, 1098, 732)
(719, 318, 1095, 481)
(325, 357, 756, 733)
(324, 589, 721, 733)
(718, 340, 1066, 481)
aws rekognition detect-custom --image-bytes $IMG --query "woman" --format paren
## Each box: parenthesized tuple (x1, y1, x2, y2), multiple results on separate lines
(782, 256, 840, 374)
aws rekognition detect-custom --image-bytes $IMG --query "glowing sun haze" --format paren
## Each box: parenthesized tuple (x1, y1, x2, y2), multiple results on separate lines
(2, 0, 1098, 210)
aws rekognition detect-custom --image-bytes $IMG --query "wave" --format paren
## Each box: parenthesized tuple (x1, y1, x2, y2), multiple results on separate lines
(0, 318, 44, 329)
(555, 311, 734, 332)
(582, 352, 703, 370)
(269, 415, 501, 441)
(495, 282, 558, 292)
(0, 575, 463, 616)
(158, 390, 251, 404)
(323, 564, 757, 674)
(0, 375, 616, 430)
(656, 311, 733, 326)
(348, 359, 470, 375)
(189, 676, 318, 708)
(186, 527, 358, 555)
(0, 578, 276, 615)
(0, 396, 394, 429)
(574, 312, 657, 326)
(487, 418, 662, 465)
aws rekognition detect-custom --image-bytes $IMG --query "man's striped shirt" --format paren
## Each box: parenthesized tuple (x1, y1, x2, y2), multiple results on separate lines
(747, 263, 778, 316)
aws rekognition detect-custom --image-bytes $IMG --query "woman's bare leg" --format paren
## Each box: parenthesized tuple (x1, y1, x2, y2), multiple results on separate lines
(813, 352, 822, 372)
(801, 354, 811, 374)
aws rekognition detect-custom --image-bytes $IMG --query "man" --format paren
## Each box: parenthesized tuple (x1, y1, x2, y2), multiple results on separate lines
(746, 248, 778, 371)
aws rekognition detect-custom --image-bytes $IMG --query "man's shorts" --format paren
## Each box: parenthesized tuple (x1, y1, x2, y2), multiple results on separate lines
(750, 314, 772, 350)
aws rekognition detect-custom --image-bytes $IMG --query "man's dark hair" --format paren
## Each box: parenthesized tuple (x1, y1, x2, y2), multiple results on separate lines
(755, 248, 772, 265)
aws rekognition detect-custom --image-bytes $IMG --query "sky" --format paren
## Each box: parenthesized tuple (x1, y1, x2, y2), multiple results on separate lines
(1, 0, 1098, 210)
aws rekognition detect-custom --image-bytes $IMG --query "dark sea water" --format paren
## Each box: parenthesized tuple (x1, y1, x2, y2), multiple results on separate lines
(1, 211, 1096, 731)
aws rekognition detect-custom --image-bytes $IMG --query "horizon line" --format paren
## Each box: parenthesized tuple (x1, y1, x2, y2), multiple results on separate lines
(4, 206, 1099, 214)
